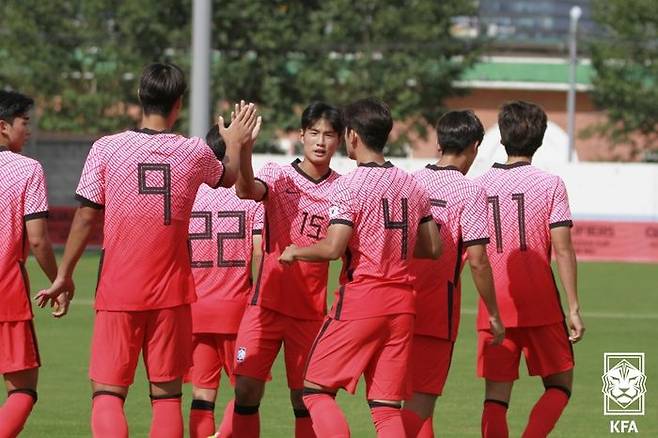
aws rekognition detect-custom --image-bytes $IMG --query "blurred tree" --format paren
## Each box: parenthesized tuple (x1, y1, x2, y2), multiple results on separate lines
(1, 0, 479, 154)
(589, 0, 657, 156)
(212, 0, 480, 155)
(0, 0, 191, 134)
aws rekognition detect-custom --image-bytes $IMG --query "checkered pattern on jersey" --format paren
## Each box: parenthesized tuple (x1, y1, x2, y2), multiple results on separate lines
(474, 162, 573, 329)
(411, 165, 489, 340)
(189, 185, 262, 301)
(76, 130, 223, 311)
(328, 162, 433, 320)
(250, 160, 340, 320)
(189, 185, 262, 333)
(0, 150, 48, 321)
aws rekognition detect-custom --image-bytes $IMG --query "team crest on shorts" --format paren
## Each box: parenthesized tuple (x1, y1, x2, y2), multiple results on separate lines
(602, 353, 646, 415)
(237, 347, 247, 363)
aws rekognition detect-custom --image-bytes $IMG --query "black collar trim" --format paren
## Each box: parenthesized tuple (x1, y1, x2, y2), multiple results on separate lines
(426, 164, 460, 172)
(492, 161, 531, 169)
(291, 158, 333, 184)
(358, 161, 394, 168)
(131, 127, 170, 135)
(0, 145, 10, 152)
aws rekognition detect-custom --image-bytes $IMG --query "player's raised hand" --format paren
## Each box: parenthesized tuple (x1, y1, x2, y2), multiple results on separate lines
(34, 276, 75, 318)
(489, 315, 505, 345)
(218, 101, 259, 148)
(568, 309, 585, 343)
(279, 244, 298, 265)
(231, 100, 262, 146)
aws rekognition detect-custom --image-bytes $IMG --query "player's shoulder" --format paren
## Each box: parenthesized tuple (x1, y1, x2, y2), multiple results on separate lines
(0, 150, 42, 173)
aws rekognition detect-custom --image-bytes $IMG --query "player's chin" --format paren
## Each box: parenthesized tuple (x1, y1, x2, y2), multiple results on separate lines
(307, 151, 332, 165)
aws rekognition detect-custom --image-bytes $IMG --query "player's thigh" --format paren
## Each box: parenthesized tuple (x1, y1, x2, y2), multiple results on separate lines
(524, 322, 574, 380)
(477, 327, 522, 382)
(219, 333, 238, 386)
(143, 305, 192, 383)
(305, 317, 385, 394)
(364, 313, 414, 402)
(282, 316, 324, 390)
(233, 305, 285, 382)
(189, 333, 223, 390)
(0, 320, 40, 384)
(409, 335, 454, 397)
(90, 310, 145, 387)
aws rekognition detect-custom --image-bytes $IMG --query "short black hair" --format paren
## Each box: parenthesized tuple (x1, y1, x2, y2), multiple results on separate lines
(498, 101, 548, 157)
(301, 102, 344, 134)
(343, 98, 393, 152)
(205, 124, 226, 160)
(138, 63, 187, 117)
(0, 90, 34, 123)
(436, 110, 484, 154)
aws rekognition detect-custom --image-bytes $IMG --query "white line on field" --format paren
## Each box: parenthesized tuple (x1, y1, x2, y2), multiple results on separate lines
(64, 300, 658, 320)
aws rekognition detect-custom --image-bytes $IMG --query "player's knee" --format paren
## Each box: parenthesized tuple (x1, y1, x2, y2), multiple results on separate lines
(234, 376, 264, 405)
(544, 384, 572, 399)
(149, 392, 182, 402)
(191, 399, 215, 412)
(290, 389, 306, 410)
(367, 400, 402, 410)
(92, 390, 126, 403)
(7, 388, 38, 404)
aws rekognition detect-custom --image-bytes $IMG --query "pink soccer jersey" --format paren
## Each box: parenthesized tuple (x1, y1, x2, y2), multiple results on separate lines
(327, 162, 433, 320)
(75, 129, 224, 311)
(250, 159, 340, 320)
(188, 185, 263, 334)
(411, 165, 489, 341)
(0, 148, 49, 321)
(475, 162, 573, 329)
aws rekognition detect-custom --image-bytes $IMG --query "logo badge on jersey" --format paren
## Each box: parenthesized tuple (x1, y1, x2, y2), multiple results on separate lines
(602, 353, 646, 415)
(328, 206, 340, 219)
(237, 347, 247, 363)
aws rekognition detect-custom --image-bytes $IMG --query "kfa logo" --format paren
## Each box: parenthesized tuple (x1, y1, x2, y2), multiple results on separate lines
(602, 353, 646, 416)
(602, 353, 646, 434)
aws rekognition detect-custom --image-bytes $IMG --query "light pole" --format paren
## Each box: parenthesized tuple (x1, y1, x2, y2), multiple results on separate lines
(190, 0, 212, 138)
(567, 5, 582, 162)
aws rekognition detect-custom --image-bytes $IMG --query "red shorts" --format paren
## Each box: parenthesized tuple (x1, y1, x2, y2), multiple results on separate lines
(233, 305, 323, 390)
(0, 320, 40, 374)
(305, 314, 414, 401)
(477, 322, 574, 381)
(186, 333, 237, 389)
(89, 305, 192, 386)
(408, 335, 454, 396)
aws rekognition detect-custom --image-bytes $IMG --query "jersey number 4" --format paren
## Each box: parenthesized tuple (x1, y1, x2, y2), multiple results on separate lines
(487, 193, 527, 253)
(382, 198, 409, 260)
(188, 210, 247, 268)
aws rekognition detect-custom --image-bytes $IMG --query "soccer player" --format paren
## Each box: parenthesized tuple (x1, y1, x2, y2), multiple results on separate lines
(187, 124, 264, 438)
(475, 101, 585, 438)
(39, 63, 259, 437)
(232, 101, 344, 437)
(280, 98, 441, 437)
(401, 110, 505, 437)
(0, 90, 70, 436)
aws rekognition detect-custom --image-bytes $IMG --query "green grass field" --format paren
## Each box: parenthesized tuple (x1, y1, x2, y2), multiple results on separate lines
(6, 253, 658, 437)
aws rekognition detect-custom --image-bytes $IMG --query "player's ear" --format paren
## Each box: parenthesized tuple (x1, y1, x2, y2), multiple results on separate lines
(299, 128, 305, 142)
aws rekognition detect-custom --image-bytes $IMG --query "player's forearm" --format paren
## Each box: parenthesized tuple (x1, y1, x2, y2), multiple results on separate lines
(219, 142, 241, 188)
(293, 241, 342, 262)
(470, 263, 501, 319)
(30, 236, 58, 282)
(555, 248, 580, 313)
(57, 207, 99, 279)
(413, 221, 441, 259)
(235, 147, 263, 200)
